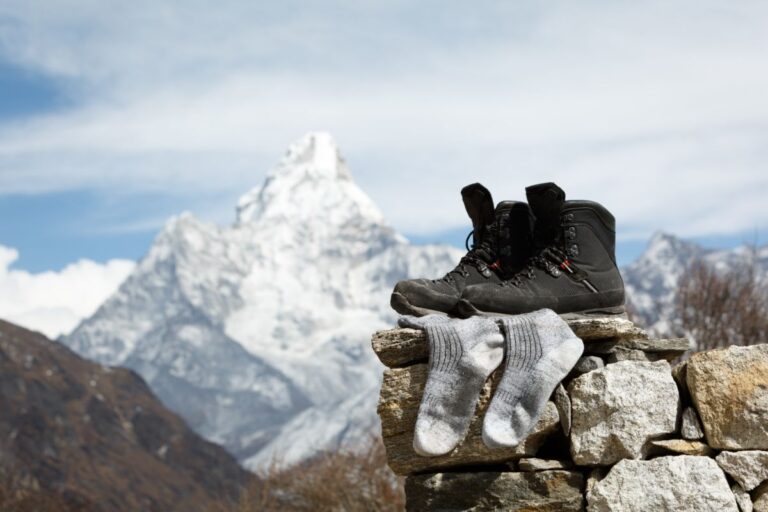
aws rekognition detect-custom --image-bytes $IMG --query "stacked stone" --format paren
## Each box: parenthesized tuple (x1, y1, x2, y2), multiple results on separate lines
(372, 317, 768, 511)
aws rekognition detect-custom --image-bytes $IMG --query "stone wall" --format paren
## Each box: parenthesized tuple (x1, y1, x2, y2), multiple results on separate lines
(372, 317, 768, 511)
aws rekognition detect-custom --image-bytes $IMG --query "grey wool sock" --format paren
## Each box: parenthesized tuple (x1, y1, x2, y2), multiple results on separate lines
(398, 314, 504, 457)
(482, 308, 583, 449)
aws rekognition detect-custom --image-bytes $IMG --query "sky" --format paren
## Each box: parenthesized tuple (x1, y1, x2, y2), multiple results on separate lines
(1, 1, 767, 336)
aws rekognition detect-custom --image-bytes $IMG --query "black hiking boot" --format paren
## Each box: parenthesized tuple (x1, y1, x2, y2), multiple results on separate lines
(456, 182, 625, 319)
(390, 183, 533, 316)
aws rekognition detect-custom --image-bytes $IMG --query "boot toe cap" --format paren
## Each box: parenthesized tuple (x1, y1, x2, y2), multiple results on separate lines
(391, 279, 459, 315)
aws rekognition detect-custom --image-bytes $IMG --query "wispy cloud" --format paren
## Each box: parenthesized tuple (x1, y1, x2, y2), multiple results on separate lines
(0, 0, 766, 239)
(0, 245, 134, 338)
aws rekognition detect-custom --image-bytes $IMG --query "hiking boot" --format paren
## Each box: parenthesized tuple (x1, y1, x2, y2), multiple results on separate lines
(457, 182, 625, 319)
(390, 183, 533, 316)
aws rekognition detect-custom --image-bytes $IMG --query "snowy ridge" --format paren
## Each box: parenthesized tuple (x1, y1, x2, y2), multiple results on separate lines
(64, 132, 462, 468)
(622, 232, 768, 335)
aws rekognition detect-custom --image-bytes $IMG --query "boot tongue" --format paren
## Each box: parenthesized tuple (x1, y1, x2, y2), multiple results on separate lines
(526, 182, 565, 249)
(461, 183, 494, 246)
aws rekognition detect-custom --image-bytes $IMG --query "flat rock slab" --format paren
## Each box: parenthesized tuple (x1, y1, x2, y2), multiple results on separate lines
(518, 458, 574, 471)
(378, 364, 559, 475)
(716, 450, 768, 491)
(605, 347, 667, 363)
(372, 316, 644, 368)
(687, 344, 768, 450)
(569, 360, 680, 466)
(649, 439, 713, 456)
(585, 337, 689, 361)
(587, 456, 738, 512)
(405, 470, 584, 511)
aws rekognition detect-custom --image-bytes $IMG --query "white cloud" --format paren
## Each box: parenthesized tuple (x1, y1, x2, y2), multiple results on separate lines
(0, 245, 134, 338)
(0, 0, 766, 240)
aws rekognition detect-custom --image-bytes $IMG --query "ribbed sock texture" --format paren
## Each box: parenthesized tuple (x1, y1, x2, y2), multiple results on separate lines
(398, 314, 504, 457)
(482, 309, 583, 448)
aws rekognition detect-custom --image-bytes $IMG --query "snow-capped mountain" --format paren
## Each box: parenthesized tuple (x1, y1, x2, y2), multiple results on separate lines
(622, 232, 768, 335)
(63, 132, 462, 468)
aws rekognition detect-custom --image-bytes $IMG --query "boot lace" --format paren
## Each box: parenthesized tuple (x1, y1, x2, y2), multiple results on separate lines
(438, 222, 499, 283)
(502, 246, 566, 287)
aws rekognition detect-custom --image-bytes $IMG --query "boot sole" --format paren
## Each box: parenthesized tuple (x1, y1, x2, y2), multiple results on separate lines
(456, 298, 626, 320)
(390, 292, 452, 317)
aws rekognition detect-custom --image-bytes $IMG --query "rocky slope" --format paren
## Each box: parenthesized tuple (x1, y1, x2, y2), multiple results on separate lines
(0, 319, 249, 512)
(62, 132, 462, 468)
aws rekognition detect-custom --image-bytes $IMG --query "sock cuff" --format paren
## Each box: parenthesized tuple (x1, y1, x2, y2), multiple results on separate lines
(499, 315, 542, 371)
(425, 323, 464, 373)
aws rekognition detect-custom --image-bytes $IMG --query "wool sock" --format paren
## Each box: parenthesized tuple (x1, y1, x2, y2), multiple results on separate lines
(482, 308, 583, 448)
(398, 314, 504, 457)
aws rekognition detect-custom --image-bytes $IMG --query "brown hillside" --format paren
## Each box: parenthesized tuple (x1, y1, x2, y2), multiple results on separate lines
(0, 319, 250, 512)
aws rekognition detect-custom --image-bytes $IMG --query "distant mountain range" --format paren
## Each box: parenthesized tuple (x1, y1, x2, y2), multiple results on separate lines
(58, 132, 768, 469)
(0, 319, 248, 511)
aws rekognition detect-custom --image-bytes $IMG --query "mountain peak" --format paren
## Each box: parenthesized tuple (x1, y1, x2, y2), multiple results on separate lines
(235, 132, 383, 226)
(278, 132, 351, 181)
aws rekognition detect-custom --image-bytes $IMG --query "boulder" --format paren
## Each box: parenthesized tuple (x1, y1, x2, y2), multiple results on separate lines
(378, 364, 559, 474)
(405, 470, 584, 511)
(687, 344, 768, 449)
(716, 451, 768, 491)
(681, 406, 705, 440)
(569, 360, 680, 465)
(587, 456, 738, 511)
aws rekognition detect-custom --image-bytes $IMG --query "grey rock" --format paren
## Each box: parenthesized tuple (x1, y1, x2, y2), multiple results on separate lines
(716, 451, 768, 491)
(553, 382, 572, 436)
(378, 364, 559, 475)
(405, 470, 584, 511)
(687, 344, 768, 449)
(681, 406, 704, 440)
(732, 483, 753, 512)
(518, 458, 573, 471)
(587, 456, 739, 512)
(570, 355, 605, 376)
(569, 360, 680, 465)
